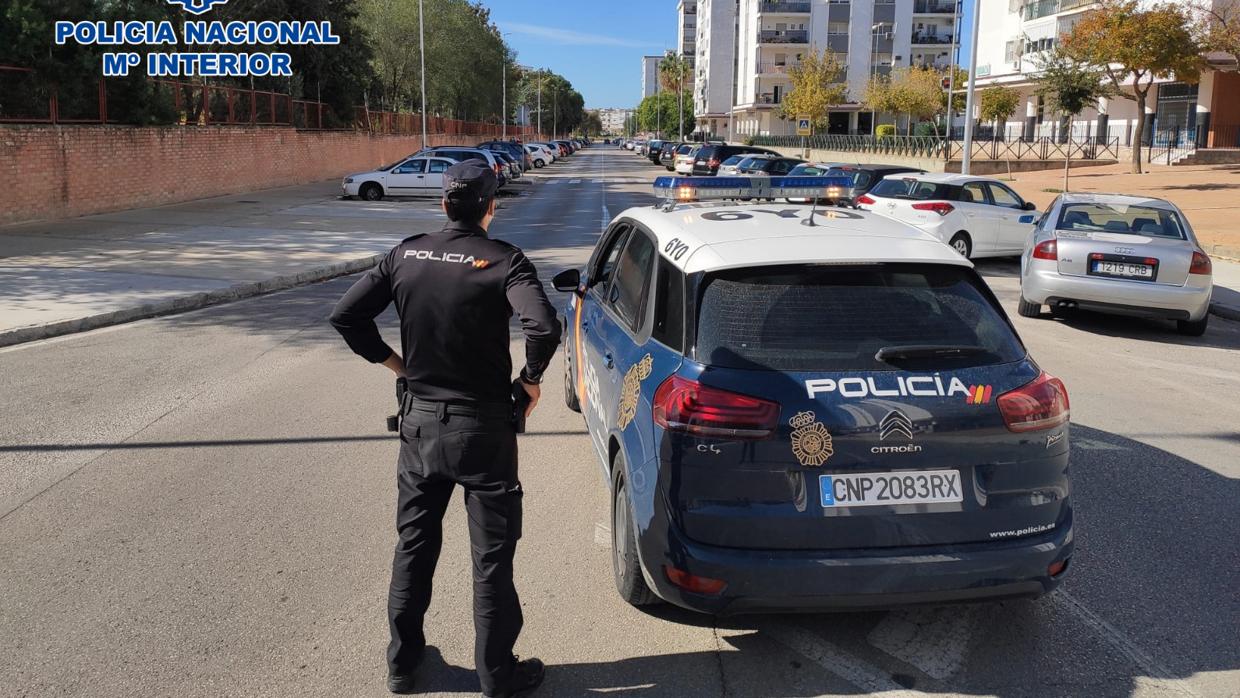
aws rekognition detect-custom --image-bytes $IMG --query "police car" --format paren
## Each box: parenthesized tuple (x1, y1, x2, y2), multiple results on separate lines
(552, 176, 1073, 613)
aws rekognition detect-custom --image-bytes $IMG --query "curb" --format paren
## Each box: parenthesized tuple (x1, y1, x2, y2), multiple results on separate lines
(1210, 301, 1240, 322)
(0, 255, 382, 349)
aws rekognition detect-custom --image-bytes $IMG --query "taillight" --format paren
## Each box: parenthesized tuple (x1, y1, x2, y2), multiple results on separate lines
(998, 372, 1070, 433)
(911, 201, 955, 216)
(665, 566, 727, 595)
(708, 158, 720, 169)
(653, 375, 779, 439)
(1190, 250, 1212, 275)
(856, 195, 876, 205)
(1033, 240, 1058, 261)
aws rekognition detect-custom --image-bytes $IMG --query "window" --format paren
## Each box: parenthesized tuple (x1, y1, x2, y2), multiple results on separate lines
(985, 183, 1023, 209)
(1056, 203, 1187, 239)
(428, 159, 450, 173)
(960, 182, 987, 204)
(695, 264, 1024, 371)
(651, 258, 685, 350)
(590, 224, 632, 290)
(396, 159, 426, 174)
(609, 231, 657, 331)
(870, 178, 953, 200)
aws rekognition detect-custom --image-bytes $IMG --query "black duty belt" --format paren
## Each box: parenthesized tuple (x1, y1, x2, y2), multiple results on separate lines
(404, 396, 512, 421)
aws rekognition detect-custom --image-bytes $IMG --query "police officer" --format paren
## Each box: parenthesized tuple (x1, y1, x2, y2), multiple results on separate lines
(330, 160, 560, 697)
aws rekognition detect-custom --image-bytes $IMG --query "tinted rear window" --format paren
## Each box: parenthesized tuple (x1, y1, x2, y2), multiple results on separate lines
(695, 264, 1024, 371)
(870, 178, 954, 200)
(1057, 203, 1186, 239)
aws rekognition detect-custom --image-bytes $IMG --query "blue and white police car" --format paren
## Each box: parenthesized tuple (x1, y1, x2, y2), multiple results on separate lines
(552, 176, 1073, 613)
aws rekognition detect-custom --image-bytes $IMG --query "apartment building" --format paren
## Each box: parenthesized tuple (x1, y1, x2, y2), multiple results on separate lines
(974, 0, 1240, 147)
(693, 0, 739, 138)
(678, 0, 698, 66)
(642, 55, 663, 99)
(598, 108, 633, 134)
(694, 1, 958, 138)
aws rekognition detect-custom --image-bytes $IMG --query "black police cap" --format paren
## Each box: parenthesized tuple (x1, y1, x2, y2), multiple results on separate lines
(443, 160, 498, 202)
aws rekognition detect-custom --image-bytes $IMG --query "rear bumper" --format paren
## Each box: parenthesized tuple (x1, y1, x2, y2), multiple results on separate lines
(1022, 261, 1212, 321)
(636, 504, 1073, 615)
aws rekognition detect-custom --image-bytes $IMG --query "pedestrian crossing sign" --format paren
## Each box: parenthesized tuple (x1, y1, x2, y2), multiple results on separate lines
(796, 116, 812, 136)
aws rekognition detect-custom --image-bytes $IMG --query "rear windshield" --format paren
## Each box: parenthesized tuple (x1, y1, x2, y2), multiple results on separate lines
(721, 155, 745, 166)
(870, 178, 954, 200)
(695, 264, 1024, 371)
(677, 145, 694, 155)
(1056, 203, 1186, 239)
(789, 164, 826, 175)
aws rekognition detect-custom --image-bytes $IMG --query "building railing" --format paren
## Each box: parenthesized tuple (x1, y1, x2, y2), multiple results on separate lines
(750, 133, 1121, 161)
(1023, 0, 1093, 20)
(911, 33, 952, 44)
(758, 29, 809, 43)
(756, 62, 793, 74)
(758, 1, 812, 13)
(914, 0, 956, 13)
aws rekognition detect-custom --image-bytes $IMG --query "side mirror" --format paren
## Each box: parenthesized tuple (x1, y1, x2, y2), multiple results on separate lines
(1023, 201, 1038, 211)
(552, 268, 581, 293)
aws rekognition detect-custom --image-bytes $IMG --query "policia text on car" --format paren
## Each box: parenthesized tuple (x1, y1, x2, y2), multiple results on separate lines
(330, 161, 560, 697)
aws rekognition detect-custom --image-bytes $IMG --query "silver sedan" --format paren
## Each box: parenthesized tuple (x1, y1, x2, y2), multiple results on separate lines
(1019, 193, 1214, 336)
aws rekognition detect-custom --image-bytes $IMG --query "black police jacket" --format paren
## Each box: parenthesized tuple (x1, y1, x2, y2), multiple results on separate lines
(330, 221, 561, 404)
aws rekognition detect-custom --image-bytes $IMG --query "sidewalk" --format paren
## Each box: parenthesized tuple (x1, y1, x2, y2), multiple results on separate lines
(0, 180, 462, 347)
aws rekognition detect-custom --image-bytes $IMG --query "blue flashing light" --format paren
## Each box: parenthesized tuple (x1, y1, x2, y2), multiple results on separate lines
(653, 175, 854, 204)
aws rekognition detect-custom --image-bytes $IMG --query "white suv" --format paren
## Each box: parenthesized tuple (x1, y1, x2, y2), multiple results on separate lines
(857, 173, 1040, 259)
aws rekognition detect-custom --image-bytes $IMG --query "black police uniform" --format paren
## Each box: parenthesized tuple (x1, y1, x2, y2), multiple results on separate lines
(329, 162, 560, 695)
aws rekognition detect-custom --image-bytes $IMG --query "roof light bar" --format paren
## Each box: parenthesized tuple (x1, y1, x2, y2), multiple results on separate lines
(653, 175, 854, 205)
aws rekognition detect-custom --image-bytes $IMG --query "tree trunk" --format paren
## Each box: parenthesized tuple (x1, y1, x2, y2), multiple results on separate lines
(1064, 144, 1071, 192)
(1132, 85, 1148, 175)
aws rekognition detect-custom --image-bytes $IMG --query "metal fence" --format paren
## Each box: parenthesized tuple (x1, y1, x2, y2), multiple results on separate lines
(750, 133, 1121, 161)
(0, 64, 537, 139)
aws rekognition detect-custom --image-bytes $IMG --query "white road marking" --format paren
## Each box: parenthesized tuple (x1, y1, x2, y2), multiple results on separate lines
(593, 522, 610, 548)
(867, 606, 978, 680)
(1052, 590, 1199, 697)
(763, 622, 923, 697)
(569, 179, 582, 184)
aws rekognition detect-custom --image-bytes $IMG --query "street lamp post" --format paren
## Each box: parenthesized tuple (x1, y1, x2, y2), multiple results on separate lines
(536, 70, 542, 137)
(962, 0, 982, 174)
(946, 0, 960, 138)
(418, 0, 428, 147)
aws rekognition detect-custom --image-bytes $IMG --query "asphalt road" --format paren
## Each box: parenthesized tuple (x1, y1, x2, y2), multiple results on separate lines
(1, 148, 1237, 698)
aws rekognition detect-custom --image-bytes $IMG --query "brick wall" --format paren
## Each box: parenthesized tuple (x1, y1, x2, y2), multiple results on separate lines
(0, 126, 502, 225)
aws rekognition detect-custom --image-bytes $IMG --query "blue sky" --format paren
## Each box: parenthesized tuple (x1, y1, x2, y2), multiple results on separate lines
(491, 0, 975, 110)
(491, 0, 678, 109)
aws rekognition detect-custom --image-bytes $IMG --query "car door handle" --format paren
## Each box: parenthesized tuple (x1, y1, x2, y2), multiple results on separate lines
(580, 319, 590, 332)
(603, 353, 614, 369)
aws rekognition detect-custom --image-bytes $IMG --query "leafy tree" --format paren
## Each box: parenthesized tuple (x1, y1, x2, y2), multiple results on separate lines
(777, 49, 846, 131)
(887, 67, 949, 137)
(659, 53, 692, 140)
(1192, 0, 1240, 58)
(1061, 0, 1205, 173)
(636, 91, 693, 138)
(1034, 48, 1114, 190)
(979, 85, 1022, 139)
(581, 111, 603, 136)
(863, 75, 896, 134)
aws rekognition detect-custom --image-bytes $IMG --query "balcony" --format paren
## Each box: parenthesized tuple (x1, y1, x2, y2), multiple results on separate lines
(758, 29, 809, 44)
(913, 0, 955, 13)
(756, 61, 794, 75)
(911, 32, 952, 45)
(755, 92, 784, 105)
(758, 1, 811, 14)
(1022, 0, 1094, 20)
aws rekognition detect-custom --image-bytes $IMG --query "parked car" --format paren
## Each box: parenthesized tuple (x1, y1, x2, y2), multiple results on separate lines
(341, 155, 459, 201)
(834, 164, 926, 207)
(657, 141, 681, 167)
(524, 144, 551, 167)
(1018, 193, 1214, 335)
(737, 155, 804, 176)
(715, 154, 748, 177)
(491, 150, 521, 179)
(413, 146, 506, 186)
(857, 172, 1038, 259)
(644, 139, 665, 160)
(784, 162, 853, 204)
(691, 144, 780, 176)
(478, 140, 531, 171)
(674, 143, 704, 174)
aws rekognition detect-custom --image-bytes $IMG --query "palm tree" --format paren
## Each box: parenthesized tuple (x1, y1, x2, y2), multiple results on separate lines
(659, 53, 692, 140)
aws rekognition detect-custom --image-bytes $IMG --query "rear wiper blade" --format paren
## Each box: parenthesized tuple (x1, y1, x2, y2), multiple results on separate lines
(875, 345, 989, 362)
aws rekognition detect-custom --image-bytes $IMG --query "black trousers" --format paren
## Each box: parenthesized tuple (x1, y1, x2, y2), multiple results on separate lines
(387, 399, 523, 696)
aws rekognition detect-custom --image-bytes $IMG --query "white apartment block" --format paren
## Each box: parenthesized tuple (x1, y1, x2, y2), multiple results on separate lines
(694, 0, 739, 138)
(642, 55, 663, 99)
(974, 0, 1240, 149)
(695, 1, 959, 138)
(679, 0, 698, 66)
(598, 108, 632, 134)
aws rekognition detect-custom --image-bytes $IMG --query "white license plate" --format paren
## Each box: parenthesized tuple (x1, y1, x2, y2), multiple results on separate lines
(1092, 261, 1153, 278)
(819, 470, 963, 508)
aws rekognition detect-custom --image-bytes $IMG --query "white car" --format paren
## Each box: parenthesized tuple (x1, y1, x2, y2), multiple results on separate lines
(525, 144, 552, 167)
(342, 155, 458, 201)
(1019, 192, 1214, 335)
(856, 173, 1039, 259)
(715, 154, 747, 176)
(673, 144, 701, 175)
(529, 143, 558, 162)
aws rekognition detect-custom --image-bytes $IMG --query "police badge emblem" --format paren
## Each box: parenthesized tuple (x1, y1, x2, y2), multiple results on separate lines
(616, 354, 653, 430)
(789, 411, 833, 467)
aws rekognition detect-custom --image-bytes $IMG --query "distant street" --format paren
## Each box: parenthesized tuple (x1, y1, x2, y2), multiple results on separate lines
(2, 148, 1238, 697)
